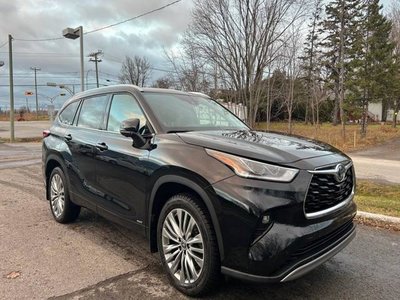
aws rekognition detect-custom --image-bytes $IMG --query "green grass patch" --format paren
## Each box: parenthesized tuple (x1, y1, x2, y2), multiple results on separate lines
(355, 180, 400, 217)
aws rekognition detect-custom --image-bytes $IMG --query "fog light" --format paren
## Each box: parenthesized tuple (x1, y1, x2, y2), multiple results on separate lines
(262, 215, 270, 224)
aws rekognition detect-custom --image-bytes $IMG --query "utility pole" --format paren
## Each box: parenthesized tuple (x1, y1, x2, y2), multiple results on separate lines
(31, 67, 41, 119)
(89, 50, 103, 88)
(9, 34, 14, 143)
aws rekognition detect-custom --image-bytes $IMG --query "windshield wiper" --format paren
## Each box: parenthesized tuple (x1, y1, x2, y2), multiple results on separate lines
(167, 130, 193, 133)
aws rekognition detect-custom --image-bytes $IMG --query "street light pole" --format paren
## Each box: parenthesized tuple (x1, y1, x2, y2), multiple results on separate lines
(31, 67, 41, 119)
(47, 82, 74, 95)
(8, 34, 14, 143)
(79, 26, 84, 92)
(63, 26, 84, 92)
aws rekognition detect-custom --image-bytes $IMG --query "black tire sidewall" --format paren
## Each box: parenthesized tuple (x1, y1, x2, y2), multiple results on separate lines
(157, 195, 215, 295)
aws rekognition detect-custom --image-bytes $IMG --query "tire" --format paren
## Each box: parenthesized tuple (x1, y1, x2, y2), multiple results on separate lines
(48, 167, 80, 223)
(157, 193, 220, 296)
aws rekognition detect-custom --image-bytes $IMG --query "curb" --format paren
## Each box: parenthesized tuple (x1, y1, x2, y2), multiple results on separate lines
(355, 211, 400, 231)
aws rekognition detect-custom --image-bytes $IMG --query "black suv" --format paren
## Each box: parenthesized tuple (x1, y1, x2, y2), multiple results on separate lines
(42, 85, 356, 296)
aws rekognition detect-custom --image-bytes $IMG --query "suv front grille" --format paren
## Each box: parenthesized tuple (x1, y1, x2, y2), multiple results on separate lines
(305, 165, 354, 216)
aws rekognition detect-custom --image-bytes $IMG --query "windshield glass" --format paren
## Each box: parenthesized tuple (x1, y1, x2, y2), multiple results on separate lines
(142, 92, 248, 132)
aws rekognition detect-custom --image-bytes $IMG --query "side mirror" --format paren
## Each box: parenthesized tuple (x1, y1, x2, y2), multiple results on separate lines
(120, 118, 147, 148)
(120, 118, 139, 137)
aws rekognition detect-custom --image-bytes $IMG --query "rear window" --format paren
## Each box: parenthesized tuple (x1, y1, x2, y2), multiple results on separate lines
(59, 101, 80, 125)
(77, 95, 109, 129)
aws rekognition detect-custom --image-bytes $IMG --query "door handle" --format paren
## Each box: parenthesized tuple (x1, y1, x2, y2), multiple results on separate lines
(64, 134, 72, 141)
(96, 142, 108, 151)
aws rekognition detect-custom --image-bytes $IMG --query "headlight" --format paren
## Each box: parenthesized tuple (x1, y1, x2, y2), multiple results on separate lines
(206, 149, 299, 182)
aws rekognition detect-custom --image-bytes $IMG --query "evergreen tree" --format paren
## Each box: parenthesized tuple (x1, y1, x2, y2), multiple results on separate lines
(348, 0, 395, 136)
(320, 0, 365, 137)
(301, 0, 323, 125)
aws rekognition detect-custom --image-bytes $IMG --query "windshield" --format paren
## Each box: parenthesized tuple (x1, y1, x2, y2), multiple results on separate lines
(142, 92, 249, 132)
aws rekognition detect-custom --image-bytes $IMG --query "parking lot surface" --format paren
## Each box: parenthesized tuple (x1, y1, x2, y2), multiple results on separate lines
(0, 121, 51, 139)
(0, 162, 399, 300)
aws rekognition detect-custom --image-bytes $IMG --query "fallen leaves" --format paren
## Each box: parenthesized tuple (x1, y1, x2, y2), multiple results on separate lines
(5, 271, 21, 279)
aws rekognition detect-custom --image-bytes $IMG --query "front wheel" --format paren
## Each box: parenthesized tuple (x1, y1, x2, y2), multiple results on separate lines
(48, 167, 80, 223)
(157, 194, 220, 296)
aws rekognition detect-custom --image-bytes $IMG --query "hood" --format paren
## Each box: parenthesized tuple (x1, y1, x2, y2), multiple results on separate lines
(177, 130, 347, 165)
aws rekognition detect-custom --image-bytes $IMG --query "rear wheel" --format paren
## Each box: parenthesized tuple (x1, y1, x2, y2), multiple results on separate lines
(157, 193, 220, 296)
(48, 167, 80, 223)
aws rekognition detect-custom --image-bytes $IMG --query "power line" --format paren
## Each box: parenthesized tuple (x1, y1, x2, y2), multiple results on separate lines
(13, 0, 182, 42)
(0, 52, 78, 57)
(13, 36, 64, 42)
(0, 41, 8, 49)
(85, 0, 182, 34)
(0, 71, 80, 75)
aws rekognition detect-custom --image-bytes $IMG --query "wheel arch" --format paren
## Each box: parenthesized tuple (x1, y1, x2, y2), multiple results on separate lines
(148, 175, 224, 260)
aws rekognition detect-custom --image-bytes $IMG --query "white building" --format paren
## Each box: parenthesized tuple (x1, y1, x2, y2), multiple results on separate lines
(368, 102, 394, 122)
(219, 100, 247, 121)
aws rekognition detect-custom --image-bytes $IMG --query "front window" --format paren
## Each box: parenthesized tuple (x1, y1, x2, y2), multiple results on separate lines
(107, 94, 147, 133)
(142, 92, 248, 132)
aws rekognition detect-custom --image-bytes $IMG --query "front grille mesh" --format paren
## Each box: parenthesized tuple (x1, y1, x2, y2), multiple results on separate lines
(305, 167, 354, 214)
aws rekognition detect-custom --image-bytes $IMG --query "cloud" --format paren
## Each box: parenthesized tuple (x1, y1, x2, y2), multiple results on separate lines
(0, 0, 193, 108)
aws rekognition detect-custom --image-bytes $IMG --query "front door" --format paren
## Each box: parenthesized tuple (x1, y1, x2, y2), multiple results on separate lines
(94, 93, 151, 225)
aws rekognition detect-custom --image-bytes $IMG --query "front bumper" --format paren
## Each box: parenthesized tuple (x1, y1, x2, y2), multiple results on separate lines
(221, 221, 356, 282)
(211, 163, 357, 282)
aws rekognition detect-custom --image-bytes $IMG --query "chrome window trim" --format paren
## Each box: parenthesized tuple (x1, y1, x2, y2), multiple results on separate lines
(303, 161, 355, 219)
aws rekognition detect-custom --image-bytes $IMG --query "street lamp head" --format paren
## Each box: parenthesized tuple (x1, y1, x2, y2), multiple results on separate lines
(0, 61, 4, 67)
(89, 58, 102, 62)
(62, 27, 80, 40)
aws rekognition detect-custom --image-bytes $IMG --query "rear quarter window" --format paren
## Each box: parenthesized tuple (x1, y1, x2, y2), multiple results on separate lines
(59, 101, 80, 125)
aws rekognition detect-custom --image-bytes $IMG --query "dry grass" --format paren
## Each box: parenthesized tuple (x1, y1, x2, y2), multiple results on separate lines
(355, 180, 400, 218)
(0, 112, 50, 121)
(256, 122, 400, 152)
(0, 137, 43, 144)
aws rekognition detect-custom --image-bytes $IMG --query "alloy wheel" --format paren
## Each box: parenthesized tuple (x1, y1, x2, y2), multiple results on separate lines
(50, 173, 65, 218)
(161, 208, 205, 284)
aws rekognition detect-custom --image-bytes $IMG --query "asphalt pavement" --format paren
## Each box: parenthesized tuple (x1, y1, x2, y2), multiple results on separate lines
(0, 120, 51, 139)
(0, 157, 399, 299)
(0, 127, 399, 299)
(350, 137, 400, 184)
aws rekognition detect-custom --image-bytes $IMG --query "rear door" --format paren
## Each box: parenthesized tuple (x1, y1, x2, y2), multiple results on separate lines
(94, 93, 152, 226)
(66, 94, 110, 206)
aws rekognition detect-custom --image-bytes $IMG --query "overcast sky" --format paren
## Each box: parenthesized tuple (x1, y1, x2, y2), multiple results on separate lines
(0, 0, 192, 109)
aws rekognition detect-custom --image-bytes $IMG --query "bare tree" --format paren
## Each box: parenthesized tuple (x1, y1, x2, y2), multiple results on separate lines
(164, 45, 211, 92)
(119, 55, 152, 87)
(185, 0, 307, 127)
(311, 71, 329, 128)
(282, 24, 303, 134)
(152, 75, 176, 89)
